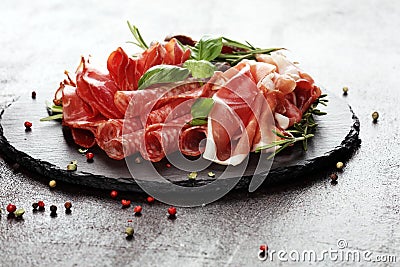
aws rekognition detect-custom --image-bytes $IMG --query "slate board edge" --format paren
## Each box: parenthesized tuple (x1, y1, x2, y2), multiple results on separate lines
(0, 100, 361, 193)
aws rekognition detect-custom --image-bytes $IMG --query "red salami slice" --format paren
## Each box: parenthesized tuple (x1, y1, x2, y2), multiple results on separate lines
(179, 125, 207, 156)
(114, 81, 201, 116)
(140, 114, 191, 162)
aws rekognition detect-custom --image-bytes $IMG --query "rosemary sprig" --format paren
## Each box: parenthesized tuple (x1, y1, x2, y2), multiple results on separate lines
(127, 21, 148, 50)
(256, 94, 328, 158)
(217, 47, 284, 65)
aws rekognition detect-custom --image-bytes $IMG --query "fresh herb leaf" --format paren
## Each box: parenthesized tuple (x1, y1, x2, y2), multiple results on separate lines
(137, 65, 190, 90)
(127, 21, 148, 50)
(191, 98, 214, 119)
(40, 114, 63, 121)
(191, 35, 223, 61)
(183, 59, 216, 79)
(188, 118, 208, 126)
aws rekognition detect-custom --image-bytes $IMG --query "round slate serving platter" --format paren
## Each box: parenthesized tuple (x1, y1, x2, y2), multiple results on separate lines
(0, 91, 360, 193)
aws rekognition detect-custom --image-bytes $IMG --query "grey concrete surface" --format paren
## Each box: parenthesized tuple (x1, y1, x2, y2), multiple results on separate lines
(0, 0, 399, 266)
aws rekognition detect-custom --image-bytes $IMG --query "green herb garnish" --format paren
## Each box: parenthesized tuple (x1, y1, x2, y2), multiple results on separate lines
(127, 21, 148, 50)
(183, 59, 216, 79)
(191, 35, 223, 61)
(137, 65, 190, 90)
(256, 94, 328, 158)
(188, 98, 214, 126)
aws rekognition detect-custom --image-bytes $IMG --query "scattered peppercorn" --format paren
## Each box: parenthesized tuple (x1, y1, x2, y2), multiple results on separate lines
(133, 205, 142, 214)
(110, 190, 118, 199)
(6, 204, 16, 213)
(24, 121, 32, 129)
(38, 201, 45, 211)
(32, 202, 39, 210)
(342, 86, 348, 95)
(31, 91, 37, 99)
(207, 171, 215, 178)
(86, 152, 94, 162)
(78, 148, 88, 154)
(121, 199, 131, 208)
(188, 172, 198, 180)
(260, 244, 268, 251)
(166, 163, 171, 168)
(125, 227, 134, 237)
(49, 180, 56, 188)
(127, 219, 133, 223)
(64, 201, 72, 210)
(50, 205, 57, 217)
(168, 206, 177, 216)
(330, 173, 338, 181)
(14, 208, 25, 218)
(147, 196, 155, 203)
(67, 163, 77, 171)
(372, 111, 379, 122)
(336, 162, 344, 170)
(50, 205, 57, 212)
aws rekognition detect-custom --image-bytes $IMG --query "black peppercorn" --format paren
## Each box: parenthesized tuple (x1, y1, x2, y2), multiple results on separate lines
(50, 205, 57, 212)
(32, 202, 39, 210)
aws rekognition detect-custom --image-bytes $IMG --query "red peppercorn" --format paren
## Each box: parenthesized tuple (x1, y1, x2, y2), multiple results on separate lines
(37, 201, 45, 208)
(147, 196, 155, 203)
(110, 190, 118, 199)
(86, 152, 94, 161)
(167, 206, 177, 216)
(133, 205, 142, 214)
(24, 121, 32, 129)
(260, 245, 268, 251)
(121, 199, 131, 208)
(6, 204, 17, 213)
(166, 163, 171, 168)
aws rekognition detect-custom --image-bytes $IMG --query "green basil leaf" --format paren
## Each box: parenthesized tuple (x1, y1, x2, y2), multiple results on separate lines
(191, 35, 223, 61)
(188, 118, 208, 126)
(137, 65, 190, 90)
(191, 98, 214, 119)
(183, 59, 216, 79)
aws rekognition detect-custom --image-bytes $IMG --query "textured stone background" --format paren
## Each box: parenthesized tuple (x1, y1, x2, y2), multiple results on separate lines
(0, 0, 399, 266)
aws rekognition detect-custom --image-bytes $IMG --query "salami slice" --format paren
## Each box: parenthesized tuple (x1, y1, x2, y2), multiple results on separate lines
(140, 114, 191, 162)
(179, 125, 207, 156)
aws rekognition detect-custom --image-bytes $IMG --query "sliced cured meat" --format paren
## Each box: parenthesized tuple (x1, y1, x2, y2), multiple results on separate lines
(140, 114, 191, 162)
(179, 125, 207, 156)
(114, 81, 201, 116)
(71, 128, 96, 148)
(163, 38, 191, 65)
(107, 39, 190, 92)
(203, 62, 261, 165)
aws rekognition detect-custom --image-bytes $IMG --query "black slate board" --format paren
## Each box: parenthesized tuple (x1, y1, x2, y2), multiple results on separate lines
(0, 91, 360, 193)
